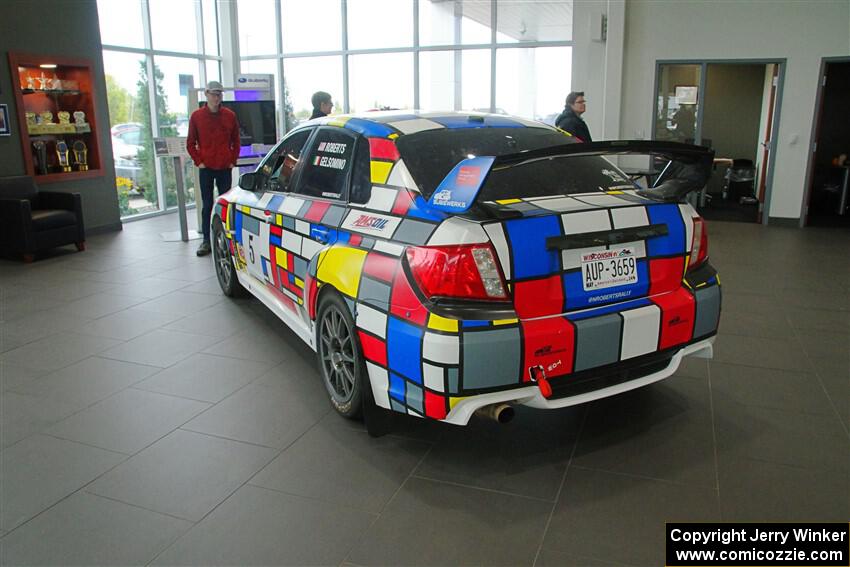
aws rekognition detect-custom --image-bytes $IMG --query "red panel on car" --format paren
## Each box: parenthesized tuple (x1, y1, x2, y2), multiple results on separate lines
(652, 287, 696, 350)
(369, 137, 400, 161)
(359, 331, 388, 366)
(648, 257, 686, 296)
(363, 252, 398, 283)
(304, 201, 331, 223)
(390, 271, 429, 326)
(520, 316, 575, 381)
(424, 390, 447, 419)
(513, 275, 564, 319)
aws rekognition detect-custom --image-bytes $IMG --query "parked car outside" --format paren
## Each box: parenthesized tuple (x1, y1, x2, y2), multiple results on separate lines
(111, 122, 144, 193)
(210, 111, 720, 427)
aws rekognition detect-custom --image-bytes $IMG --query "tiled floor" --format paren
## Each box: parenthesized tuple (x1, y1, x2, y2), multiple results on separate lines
(0, 213, 848, 566)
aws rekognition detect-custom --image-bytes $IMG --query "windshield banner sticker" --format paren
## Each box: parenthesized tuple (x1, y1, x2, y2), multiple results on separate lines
(428, 156, 496, 213)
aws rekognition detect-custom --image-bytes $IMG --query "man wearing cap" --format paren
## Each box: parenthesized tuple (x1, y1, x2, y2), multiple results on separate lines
(187, 81, 241, 256)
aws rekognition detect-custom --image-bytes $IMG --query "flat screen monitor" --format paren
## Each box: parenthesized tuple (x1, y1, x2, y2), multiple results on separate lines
(199, 100, 277, 146)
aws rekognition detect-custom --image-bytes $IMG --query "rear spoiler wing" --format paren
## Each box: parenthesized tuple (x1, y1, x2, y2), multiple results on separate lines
(426, 140, 715, 213)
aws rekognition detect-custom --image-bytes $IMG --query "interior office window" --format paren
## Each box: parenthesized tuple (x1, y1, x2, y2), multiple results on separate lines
(154, 56, 202, 207)
(202, 0, 220, 56)
(281, 56, 343, 131)
(495, 46, 571, 121)
(97, 0, 145, 48)
(149, 0, 201, 54)
(347, 0, 413, 50)
(102, 50, 157, 217)
(238, 0, 277, 56)
(281, 0, 342, 53)
(496, 0, 573, 43)
(419, 50, 490, 112)
(419, 0, 492, 46)
(349, 53, 413, 113)
(296, 129, 356, 199)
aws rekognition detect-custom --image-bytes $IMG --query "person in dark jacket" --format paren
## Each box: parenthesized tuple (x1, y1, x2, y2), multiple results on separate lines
(187, 81, 241, 256)
(309, 91, 333, 119)
(555, 91, 592, 142)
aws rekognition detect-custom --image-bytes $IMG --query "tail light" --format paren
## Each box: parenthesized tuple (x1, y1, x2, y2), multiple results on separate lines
(405, 244, 508, 301)
(688, 217, 709, 270)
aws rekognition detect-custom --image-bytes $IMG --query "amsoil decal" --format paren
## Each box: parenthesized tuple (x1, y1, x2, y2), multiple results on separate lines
(341, 211, 401, 235)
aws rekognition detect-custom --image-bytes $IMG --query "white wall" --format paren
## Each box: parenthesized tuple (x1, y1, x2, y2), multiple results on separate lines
(619, 0, 850, 220)
(572, 0, 625, 141)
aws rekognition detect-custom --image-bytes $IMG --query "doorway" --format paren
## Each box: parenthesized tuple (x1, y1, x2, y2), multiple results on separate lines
(652, 60, 784, 224)
(803, 59, 850, 228)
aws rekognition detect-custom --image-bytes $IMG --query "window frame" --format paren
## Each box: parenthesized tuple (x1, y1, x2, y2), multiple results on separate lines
(258, 126, 315, 193)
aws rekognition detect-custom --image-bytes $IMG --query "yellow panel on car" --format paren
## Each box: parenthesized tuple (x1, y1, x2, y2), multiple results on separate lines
(274, 247, 287, 269)
(370, 161, 393, 184)
(316, 247, 368, 298)
(493, 318, 518, 326)
(427, 313, 459, 333)
(495, 199, 522, 205)
(449, 397, 467, 410)
(328, 116, 352, 128)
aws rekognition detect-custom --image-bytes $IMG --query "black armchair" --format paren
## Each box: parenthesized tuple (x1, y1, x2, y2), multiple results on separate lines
(0, 176, 85, 262)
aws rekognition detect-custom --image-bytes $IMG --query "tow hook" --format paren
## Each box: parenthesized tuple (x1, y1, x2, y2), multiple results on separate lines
(529, 366, 553, 399)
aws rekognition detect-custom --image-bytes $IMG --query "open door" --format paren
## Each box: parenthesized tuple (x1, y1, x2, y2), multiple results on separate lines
(756, 64, 780, 223)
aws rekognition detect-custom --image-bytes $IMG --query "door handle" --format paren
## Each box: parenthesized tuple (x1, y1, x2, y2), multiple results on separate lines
(263, 210, 273, 222)
(311, 226, 330, 244)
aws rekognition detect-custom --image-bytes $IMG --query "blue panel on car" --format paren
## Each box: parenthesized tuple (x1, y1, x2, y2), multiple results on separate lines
(504, 215, 562, 279)
(646, 204, 686, 256)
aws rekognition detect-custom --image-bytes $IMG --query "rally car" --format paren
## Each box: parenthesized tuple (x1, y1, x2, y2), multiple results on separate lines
(211, 111, 720, 426)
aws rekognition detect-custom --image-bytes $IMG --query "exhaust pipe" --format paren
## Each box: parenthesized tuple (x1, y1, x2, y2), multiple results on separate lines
(474, 403, 515, 424)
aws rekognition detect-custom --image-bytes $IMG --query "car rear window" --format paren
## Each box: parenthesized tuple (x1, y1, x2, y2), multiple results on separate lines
(396, 127, 636, 200)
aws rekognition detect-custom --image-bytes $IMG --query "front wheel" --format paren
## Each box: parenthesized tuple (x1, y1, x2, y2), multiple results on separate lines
(316, 293, 364, 419)
(212, 218, 246, 298)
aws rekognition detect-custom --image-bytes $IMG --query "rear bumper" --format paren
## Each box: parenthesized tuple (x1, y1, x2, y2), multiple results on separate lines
(443, 336, 714, 425)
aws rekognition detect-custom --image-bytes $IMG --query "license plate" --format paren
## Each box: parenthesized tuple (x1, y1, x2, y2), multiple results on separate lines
(581, 247, 638, 291)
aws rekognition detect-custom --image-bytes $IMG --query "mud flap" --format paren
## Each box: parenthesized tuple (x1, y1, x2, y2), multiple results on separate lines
(362, 378, 394, 437)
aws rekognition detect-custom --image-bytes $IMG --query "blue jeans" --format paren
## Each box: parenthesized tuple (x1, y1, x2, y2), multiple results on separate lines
(199, 167, 232, 243)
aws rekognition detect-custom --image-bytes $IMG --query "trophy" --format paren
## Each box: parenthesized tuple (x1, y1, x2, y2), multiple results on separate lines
(51, 74, 62, 90)
(39, 111, 54, 125)
(37, 72, 49, 90)
(72, 140, 88, 171)
(56, 140, 72, 172)
(73, 110, 86, 126)
(26, 75, 35, 90)
(25, 112, 36, 127)
(33, 141, 48, 175)
(57, 111, 71, 125)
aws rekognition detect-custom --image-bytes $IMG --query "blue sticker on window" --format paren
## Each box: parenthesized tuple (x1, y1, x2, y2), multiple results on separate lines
(427, 156, 496, 214)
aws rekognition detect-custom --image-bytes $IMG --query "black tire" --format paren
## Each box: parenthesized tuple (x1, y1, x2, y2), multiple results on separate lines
(316, 292, 365, 419)
(212, 218, 246, 298)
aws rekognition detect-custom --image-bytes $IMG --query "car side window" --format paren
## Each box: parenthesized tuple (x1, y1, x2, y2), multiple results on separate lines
(349, 136, 372, 204)
(295, 128, 356, 200)
(259, 129, 312, 192)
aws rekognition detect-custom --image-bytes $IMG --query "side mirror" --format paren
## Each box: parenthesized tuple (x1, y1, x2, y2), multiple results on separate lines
(238, 172, 257, 191)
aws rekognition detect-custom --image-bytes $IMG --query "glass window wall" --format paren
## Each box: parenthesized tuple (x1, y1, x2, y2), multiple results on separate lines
(282, 56, 344, 130)
(281, 0, 342, 53)
(99, 0, 220, 219)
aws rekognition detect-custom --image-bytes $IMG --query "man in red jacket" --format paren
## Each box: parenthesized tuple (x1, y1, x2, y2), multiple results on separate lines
(187, 81, 241, 256)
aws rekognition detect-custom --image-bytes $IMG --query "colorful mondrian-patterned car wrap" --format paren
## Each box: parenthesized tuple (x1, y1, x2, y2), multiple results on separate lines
(212, 111, 721, 425)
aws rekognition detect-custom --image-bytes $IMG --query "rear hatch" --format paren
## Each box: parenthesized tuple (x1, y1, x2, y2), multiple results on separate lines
(397, 130, 713, 319)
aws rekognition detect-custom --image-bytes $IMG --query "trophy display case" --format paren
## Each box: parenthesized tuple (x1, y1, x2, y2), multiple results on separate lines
(8, 52, 103, 183)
